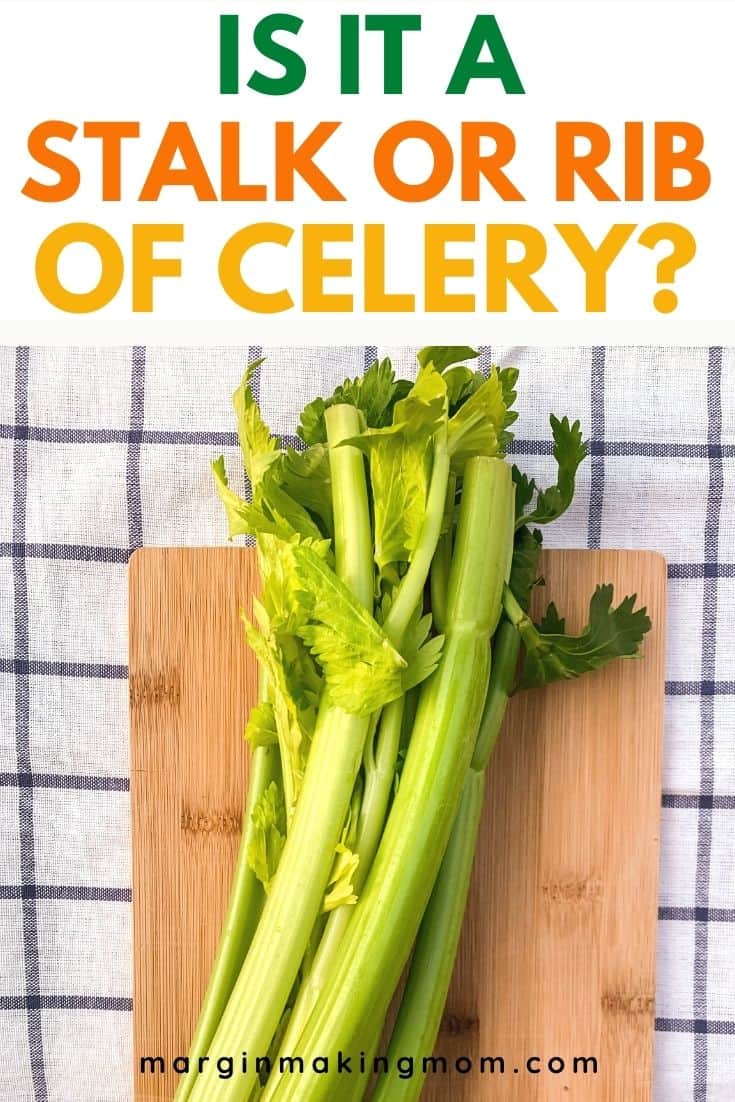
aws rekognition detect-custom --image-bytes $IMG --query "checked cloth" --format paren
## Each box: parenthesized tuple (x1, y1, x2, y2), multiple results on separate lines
(0, 345, 733, 1101)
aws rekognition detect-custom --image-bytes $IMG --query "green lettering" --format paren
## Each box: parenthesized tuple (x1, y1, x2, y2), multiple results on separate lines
(446, 15, 524, 95)
(340, 15, 360, 94)
(365, 14, 421, 94)
(219, 14, 239, 95)
(247, 13, 306, 96)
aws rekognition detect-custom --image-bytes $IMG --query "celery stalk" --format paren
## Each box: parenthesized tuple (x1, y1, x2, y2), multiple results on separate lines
(264, 698, 405, 1088)
(268, 456, 514, 1101)
(382, 428, 449, 645)
(371, 620, 520, 1101)
(188, 405, 374, 1102)
(174, 687, 280, 1102)
(471, 619, 520, 770)
(372, 769, 485, 1102)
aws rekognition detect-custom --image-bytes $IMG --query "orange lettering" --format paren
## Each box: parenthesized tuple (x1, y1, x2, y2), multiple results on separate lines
(375, 122, 453, 202)
(139, 122, 216, 201)
(22, 121, 79, 202)
(83, 121, 140, 201)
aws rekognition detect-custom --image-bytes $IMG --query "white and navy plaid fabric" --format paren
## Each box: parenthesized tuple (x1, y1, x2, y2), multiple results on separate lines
(0, 346, 732, 1102)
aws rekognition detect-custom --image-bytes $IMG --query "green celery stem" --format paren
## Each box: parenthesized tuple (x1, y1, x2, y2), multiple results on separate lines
(352, 698, 406, 891)
(189, 405, 374, 1102)
(383, 429, 449, 644)
(326, 404, 374, 612)
(265, 698, 405, 1088)
(472, 619, 520, 771)
(175, 744, 278, 1102)
(429, 531, 451, 635)
(429, 470, 455, 636)
(174, 680, 279, 1102)
(372, 770, 485, 1102)
(372, 619, 519, 1102)
(269, 456, 514, 1102)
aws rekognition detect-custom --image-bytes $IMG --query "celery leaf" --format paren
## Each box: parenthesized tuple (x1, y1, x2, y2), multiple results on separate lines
(278, 446, 333, 535)
(442, 366, 481, 411)
(244, 615, 318, 813)
(508, 526, 544, 613)
(417, 346, 478, 372)
(232, 359, 279, 488)
(447, 367, 508, 470)
(297, 358, 409, 444)
(516, 584, 651, 689)
(399, 605, 444, 692)
(343, 366, 447, 571)
(245, 701, 278, 748)
(515, 415, 588, 530)
(289, 543, 408, 715)
(212, 456, 326, 544)
(247, 781, 286, 893)
(512, 466, 536, 519)
(323, 843, 360, 912)
(211, 456, 256, 540)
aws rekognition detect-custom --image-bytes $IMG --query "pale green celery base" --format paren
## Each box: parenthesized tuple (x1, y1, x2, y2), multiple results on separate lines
(262, 699, 405, 1100)
(188, 705, 370, 1102)
(372, 622, 520, 1100)
(371, 770, 485, 1102)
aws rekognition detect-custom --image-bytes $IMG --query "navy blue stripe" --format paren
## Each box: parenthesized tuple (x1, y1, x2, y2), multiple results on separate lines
(0, 424, 238, 446)
(508, 438, 735, 460)
(0, 995, 132, 1012)
(0, 538, 730, 585)
(587, 347, 605, 549)
(3, 422, 733, 459)
(0, 542, 129, 563)
(248, 345, 264, 406)
(663, 793, 735, 810)
(666, 680, 735, 697)
(363, 345, 378, 371)
(0, 659, 127, 678)
(0, 884, 131, 902)
(588, 440, 733, 460)
(656, 1018, 735, 1036)
(12, 347, 48, 1101)
(127, 348, 145, 550)
(660, 906, 735, 922)
(693, 347, 724, 1098)
(2, 540, 731, 584)
(668, 562, 735, 580)
(0, 772, 129, 792)
(477, 345, 493, 377)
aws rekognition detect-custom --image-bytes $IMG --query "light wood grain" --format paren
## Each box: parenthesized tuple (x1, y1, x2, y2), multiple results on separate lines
(129, 547, 666, 1102)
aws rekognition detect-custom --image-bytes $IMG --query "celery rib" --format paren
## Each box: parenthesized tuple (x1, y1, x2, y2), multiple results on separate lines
(371, 619, 520, 1101)
(372, 769, 485, 1102)
(264, 698, 405, 1090)
(188, 405, 374, 1102)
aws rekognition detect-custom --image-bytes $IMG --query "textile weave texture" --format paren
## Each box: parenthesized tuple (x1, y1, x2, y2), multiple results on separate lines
(0, 345, 733, 1102)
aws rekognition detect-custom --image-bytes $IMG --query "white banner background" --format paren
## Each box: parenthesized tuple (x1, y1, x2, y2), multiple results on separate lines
(0, 0, 731, 343)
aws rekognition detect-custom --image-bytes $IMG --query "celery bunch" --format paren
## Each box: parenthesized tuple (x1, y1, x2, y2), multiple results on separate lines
(176, 348, 651, 1102)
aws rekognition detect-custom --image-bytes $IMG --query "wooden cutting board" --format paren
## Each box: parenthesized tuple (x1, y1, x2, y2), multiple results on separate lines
(129, 548, 666, 1102)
